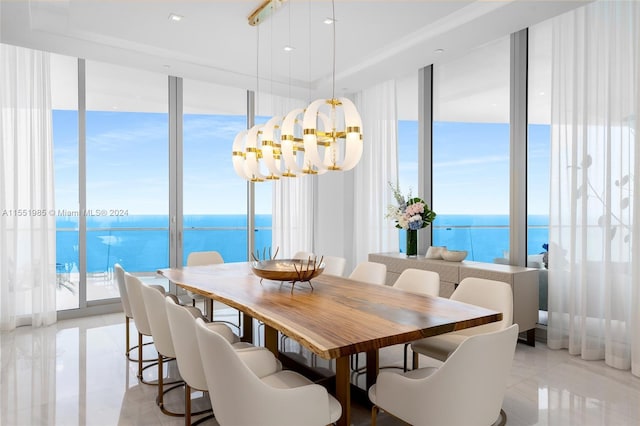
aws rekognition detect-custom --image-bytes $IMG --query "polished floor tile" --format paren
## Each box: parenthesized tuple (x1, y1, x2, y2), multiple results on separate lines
(1, 312, 639, 426)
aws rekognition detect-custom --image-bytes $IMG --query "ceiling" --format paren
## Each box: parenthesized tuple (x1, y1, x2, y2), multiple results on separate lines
(1, 0, 592, 120)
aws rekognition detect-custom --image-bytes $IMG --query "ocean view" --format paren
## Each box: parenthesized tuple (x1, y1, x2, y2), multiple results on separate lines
(55, 214, 549, 274)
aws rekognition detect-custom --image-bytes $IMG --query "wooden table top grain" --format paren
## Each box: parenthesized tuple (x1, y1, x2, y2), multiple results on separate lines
(158, 262, 502, 360)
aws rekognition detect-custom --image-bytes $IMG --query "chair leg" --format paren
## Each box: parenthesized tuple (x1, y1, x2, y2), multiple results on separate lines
(403, 343, 409, 372)
(137, 332, 143, 379)
(371, 405, 379, 426)
(156, 355, 187, 417)
(185, 385, 215, 426)
(184, 383, 191, 426)
(125, 316, 130, 357)
(125, 317, 156, 362)
(157, 354, 164, 406)
(412, 351, 419, 370)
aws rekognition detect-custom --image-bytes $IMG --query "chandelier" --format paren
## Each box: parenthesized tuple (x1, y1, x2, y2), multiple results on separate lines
(232, 0, 363, 182)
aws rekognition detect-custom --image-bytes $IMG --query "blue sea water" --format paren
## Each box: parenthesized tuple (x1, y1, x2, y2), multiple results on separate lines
(55, 214, 273, 273)
(429, 214, 549, 263)
(56, 214, 548, 273)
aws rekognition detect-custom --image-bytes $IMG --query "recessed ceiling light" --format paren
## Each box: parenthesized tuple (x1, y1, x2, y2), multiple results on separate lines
(283, 45, 295, 52)
(323, 17, 335, 25)
(168, 13, 184, 22)
(434, 48, 445, 54)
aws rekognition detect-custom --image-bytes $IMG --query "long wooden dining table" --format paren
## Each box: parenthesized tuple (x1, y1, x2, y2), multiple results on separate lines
(158, 261, 502, 426)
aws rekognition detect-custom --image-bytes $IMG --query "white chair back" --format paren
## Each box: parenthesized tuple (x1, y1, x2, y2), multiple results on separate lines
(139, 282, 175, 358)
(393, 268, 440, 296)
(322, 255, 347, 277)
(451, 277, 513, 335)
(186, 251, 224, 266)
(292, 251, 314, 260)
(124, 273, 153, 336)
(348, 261, 387, 285)
(165, 297, 210, 392)
(114, 263, 132, 318)
(195, 318, 337, 426)
(373, 324, 519, 426)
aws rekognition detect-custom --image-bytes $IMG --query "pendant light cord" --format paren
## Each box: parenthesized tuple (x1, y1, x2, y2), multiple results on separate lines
(331, 0, 336, 101)
(288, 1, 292, 100)
(256, 25, 260, 116)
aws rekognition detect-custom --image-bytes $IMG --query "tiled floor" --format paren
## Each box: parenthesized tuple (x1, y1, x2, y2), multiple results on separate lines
(1, 311, 640, 426)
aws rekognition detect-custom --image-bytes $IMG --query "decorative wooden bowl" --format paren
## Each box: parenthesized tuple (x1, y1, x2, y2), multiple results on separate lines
(250, 259, 325, 282)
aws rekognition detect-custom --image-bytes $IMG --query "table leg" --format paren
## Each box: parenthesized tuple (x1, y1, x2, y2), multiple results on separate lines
(264, 325, 278, 357)
(366, 350, 379, 389)
(205, 298, 213, 322)
(335, 356, 350, 426)
(242, 312, 254, 343)
(526, 328, 536, 346)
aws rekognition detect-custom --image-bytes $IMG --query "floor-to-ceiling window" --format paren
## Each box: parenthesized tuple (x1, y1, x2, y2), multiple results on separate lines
(182, 80, 254, 263)
(396, 118, 420, 252)
(84, 60, 169, 302)
(52, 54, 80, 311)
(432, 36, 511, 262)
(393, 74, 421, 252)
(52, 56, 269, 314)
(528, 20, 552, 320)
(54, 58, 170, 311)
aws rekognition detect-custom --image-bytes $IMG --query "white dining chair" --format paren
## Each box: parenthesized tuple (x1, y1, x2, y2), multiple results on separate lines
(140, 280, 202, 417)
(348, 261, 387, 285)
(410, 276, 513, 369)
(185, 250, 240, 330)
(292, 251, 314, 260)
(369, 324, 519, 426)
(391, 269, 440, 372)
(393, 268, 440, 295)
(124, 272, 167, 384)
(194, 318, 342, 426)
(322, 255, 347, 277)
(114, 263, 155, 362)
(186, 251, 224, 266)
(165, 296, 267, 425)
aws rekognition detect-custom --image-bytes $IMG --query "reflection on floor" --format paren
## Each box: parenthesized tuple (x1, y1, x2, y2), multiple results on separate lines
(2, 310, 640, 426)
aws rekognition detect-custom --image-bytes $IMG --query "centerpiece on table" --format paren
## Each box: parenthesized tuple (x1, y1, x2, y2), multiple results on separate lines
(386, 182, 436, 257)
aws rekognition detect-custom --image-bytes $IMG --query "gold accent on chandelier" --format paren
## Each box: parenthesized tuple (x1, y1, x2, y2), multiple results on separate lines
(248, 0, 289, 26)
(232, 0, 363, 183)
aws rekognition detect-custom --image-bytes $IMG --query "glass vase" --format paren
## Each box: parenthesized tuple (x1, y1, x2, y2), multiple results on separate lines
(406, 229, 418, 257)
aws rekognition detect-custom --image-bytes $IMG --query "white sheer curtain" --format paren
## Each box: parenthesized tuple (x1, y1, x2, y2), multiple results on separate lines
(352, 80, 399, 265)
(0, 44, 56, 330)
(547, 1, 640, 377)
(265, 94, 315, 259)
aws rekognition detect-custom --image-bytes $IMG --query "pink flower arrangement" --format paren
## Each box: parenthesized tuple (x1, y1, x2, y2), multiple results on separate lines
(386, 182, 436, 231)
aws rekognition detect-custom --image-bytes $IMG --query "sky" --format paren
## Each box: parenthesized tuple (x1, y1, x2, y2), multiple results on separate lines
(53, 111, 550, 217)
